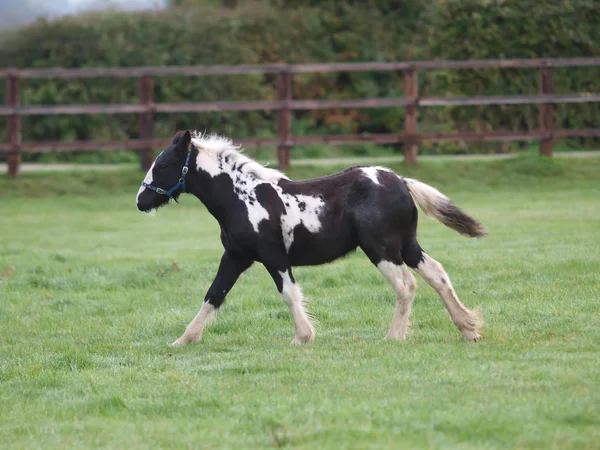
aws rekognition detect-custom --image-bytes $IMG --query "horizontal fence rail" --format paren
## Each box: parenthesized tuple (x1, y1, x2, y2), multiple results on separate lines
(2, 57, 600, 78)
(2, 129, 599, 153)
(1, 57, 600, 177)
(2, 94, 600, 116)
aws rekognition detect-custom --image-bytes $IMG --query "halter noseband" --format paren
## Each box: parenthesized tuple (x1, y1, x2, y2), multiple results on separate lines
(141, 147, 192, 201)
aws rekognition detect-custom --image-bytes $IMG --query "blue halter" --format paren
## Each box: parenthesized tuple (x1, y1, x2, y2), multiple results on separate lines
(141, 148, 192, 200)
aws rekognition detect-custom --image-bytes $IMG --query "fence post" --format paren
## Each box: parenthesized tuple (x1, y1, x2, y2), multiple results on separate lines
(539, 64, 554, 157)
(403, 66, 419, 164)
(6, 74, 21, 178)
(276, 71, 292, 169)
(139, 75, 154, 171)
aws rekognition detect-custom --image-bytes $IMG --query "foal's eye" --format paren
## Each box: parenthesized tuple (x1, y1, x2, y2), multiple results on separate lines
(159, 163, 168, 169)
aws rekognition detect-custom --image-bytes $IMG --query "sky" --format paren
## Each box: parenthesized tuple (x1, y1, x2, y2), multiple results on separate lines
(0, 0, 167, 26)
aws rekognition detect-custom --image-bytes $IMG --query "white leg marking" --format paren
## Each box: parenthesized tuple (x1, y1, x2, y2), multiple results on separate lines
(415, 253, 484, 341)
(171, 302, 216, 347)
(377, 261, 417, 341)
(279, 270, 315, 344)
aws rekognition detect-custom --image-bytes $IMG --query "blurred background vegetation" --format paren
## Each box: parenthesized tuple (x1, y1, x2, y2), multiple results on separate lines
(0, 0, 598, 162)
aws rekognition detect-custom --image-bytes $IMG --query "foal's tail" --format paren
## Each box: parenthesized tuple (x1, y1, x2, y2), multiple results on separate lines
(403, 178, 487, 238)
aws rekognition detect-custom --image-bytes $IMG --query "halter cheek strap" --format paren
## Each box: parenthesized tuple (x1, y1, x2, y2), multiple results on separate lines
(141, 148, 192, 200)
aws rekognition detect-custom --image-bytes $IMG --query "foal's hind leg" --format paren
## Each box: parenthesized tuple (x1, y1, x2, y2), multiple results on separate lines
(358, 238, 417, 340)
(266, 266, 315, 344)
(404, 243, 483, 341)
(377, 261, 417, 341)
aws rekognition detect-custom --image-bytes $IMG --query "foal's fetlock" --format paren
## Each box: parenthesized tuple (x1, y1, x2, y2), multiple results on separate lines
(459, 308, 484, 342)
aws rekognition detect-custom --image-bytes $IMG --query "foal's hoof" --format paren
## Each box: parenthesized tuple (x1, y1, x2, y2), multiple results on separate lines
(170, 339, 186, 347)
(291, 334, 314, 345)
(462, 331, 482, 342)
(171, 335, 198, 347)
(383, 333, 406, 342)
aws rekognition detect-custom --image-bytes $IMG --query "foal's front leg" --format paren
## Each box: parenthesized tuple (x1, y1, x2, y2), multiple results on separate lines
(171, 251, 253, 347)
(266, 266, 315, 345)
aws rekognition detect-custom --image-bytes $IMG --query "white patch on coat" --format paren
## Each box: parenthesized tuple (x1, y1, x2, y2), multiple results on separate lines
(191, 132, 289, 232)
(276, 190, 325, 252)
(226, 167, 271, 233)
(278, 270, 315, 344)
(195, 147, 222, 178)
(361, 166, 393, 185)
(246, 198, 270, 232)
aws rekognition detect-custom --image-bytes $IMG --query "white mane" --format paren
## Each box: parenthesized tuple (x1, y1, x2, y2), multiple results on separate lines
(191, 131, 289, 183)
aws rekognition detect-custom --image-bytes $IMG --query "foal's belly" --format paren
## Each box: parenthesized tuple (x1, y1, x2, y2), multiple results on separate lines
(286, 223, 358, 266)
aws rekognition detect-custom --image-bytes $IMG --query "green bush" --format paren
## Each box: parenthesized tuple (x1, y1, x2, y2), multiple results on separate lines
(422, 0, 600, 152)
(0, 0, 598, 162)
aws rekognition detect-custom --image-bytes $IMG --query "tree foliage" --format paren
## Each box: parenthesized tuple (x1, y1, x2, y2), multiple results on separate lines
(0, 0, 597, 160)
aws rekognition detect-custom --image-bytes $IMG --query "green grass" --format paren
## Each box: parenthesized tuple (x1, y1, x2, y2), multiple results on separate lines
(1, 156, 599, 448)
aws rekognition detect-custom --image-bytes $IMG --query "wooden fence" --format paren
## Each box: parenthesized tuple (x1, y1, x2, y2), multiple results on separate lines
(1, 57, 600, 178)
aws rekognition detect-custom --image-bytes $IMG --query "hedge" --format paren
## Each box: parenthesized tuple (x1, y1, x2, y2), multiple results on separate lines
(0, 0, 597, 160)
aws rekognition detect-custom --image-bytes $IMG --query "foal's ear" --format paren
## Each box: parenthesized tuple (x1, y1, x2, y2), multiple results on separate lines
(172, 130, 192, 153)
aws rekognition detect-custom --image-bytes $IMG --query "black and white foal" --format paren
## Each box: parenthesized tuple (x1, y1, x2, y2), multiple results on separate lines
(137, 130, 487, 346)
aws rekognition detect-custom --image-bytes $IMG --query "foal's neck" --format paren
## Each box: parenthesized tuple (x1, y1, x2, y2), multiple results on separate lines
(187, 169, 230, 224)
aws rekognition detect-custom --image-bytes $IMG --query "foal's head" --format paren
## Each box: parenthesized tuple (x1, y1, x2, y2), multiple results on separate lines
(136, 130, 193, 212)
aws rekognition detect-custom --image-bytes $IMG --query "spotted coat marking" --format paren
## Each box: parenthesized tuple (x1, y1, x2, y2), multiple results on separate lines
(192, 133, 323, 240)
(274, 189, 325, 252)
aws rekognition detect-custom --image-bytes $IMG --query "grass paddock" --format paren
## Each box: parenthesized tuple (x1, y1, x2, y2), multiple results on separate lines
(1, 155, 599, 448)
